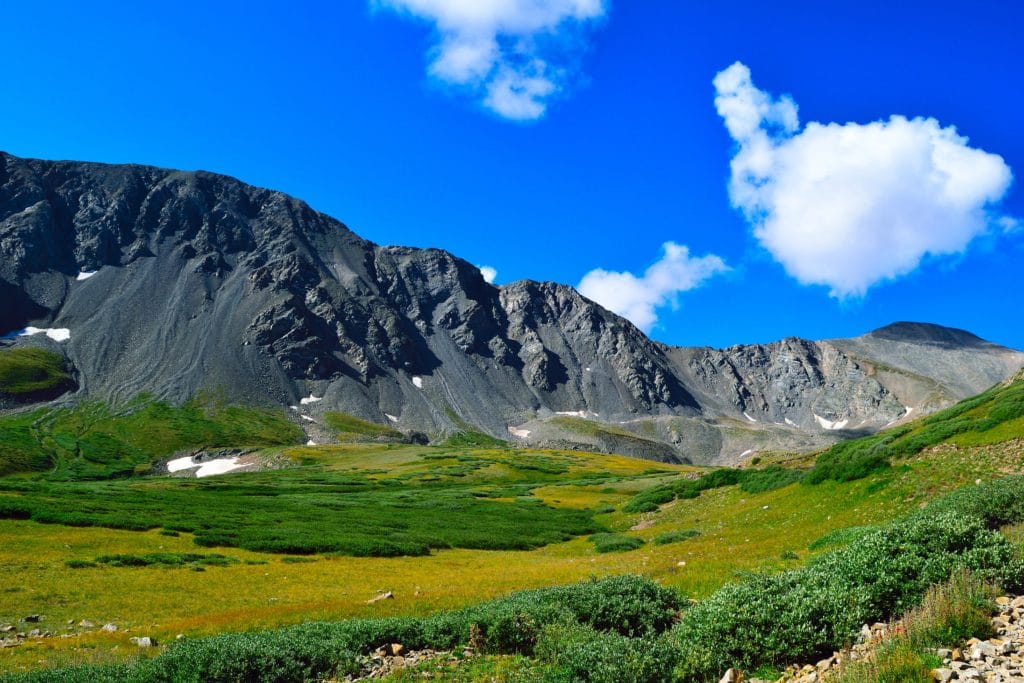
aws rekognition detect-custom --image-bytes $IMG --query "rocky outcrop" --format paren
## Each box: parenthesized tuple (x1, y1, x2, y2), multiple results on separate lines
(2, 152, 1022, 464)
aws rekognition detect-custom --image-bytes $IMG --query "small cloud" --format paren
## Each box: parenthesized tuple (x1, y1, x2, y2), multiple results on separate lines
(998, 216, 1020, 233)
(714, 61, 1014, 297)
(478, 265, 498, 284)
(374, 0, 606, 120)
(578, 242, 728, 331)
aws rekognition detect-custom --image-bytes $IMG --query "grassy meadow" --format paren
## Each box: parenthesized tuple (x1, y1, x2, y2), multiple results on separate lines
(0, 373, 1023, 677)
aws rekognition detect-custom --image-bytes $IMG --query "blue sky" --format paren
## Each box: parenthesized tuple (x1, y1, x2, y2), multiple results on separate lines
(1, 1, 1021, 349)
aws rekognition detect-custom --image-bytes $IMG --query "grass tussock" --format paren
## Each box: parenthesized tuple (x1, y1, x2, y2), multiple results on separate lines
(835, 569, 997, 683)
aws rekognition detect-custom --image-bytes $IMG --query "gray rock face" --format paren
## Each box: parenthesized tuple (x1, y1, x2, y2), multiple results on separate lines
(2, 152, 1022, 464)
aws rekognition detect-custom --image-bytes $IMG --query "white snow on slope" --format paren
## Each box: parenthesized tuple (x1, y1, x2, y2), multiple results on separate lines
(167, 456, 201, 473)
(75, 271, 97, 281)
(300, 395, 321, 405)
(743, 412, 757, 423)
(1, 327, 71, 342)
(196, 458, 248, 477)
(412, 377, 423, 389)
(556, 410, 597, 419)
(385, 414, 399, 423)
(300, 415, 316, 423)
(813, 414, 849, 430)
(508, 427, 531, 438)
(784, 417, 797, 427)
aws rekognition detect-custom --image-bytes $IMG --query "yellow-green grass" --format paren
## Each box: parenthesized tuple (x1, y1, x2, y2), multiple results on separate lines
(0, 348, 72, 397)
(3, 440, 1023, 674)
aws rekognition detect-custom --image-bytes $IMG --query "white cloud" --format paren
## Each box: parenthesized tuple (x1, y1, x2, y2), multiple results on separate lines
(479, 265, 498, 283)
(375, 0, 606, 120)
(578, 242, 728, 331)
(714, 62, 1014, 297)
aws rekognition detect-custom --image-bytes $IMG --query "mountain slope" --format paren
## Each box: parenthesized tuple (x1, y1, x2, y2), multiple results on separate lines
(2, 152, 1021, 463)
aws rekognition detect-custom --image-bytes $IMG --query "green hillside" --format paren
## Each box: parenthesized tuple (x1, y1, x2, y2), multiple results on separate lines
(0, 375, 1022, 679)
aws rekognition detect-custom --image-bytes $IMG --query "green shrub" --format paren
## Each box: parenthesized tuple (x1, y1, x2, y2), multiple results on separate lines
(739, 465, 804, 493)
(535, 624, 679, 683)
(590, 533, 644, 553)
(624, 466, 802, 513)
(652, 530, 699, 546)
(0, 575, 682, 683)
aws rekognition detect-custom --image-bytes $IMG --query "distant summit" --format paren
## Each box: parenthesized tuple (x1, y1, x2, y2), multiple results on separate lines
(867, 322, 996, 349)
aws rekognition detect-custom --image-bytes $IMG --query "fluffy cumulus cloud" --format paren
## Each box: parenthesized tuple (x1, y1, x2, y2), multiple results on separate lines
(374, 0, 606, 120)
(714, 62, 1014, 297)
(578, 243, 728, 331)
(478, 265, 498, 283)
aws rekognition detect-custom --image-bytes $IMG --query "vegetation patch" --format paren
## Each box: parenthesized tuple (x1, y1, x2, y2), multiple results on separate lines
(623, 465, 801, 513)
(0, 347, 74, 397)
(81, 552, 238, 568)
(590, 533, 644, 553)
(0, 396, 304, 479)
(652, 529, 700, 545)
(436, 430, 508, 448)
(806, 377, 1024, 484)
(0, 463, 602, 556)
(322, 412, 405, 442)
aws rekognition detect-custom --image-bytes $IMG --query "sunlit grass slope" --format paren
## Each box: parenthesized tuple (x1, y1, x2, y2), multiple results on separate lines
(0, 396, 303, 479)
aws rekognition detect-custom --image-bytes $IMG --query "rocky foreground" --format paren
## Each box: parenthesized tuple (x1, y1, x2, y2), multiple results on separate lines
(732, 594, 1024, 683)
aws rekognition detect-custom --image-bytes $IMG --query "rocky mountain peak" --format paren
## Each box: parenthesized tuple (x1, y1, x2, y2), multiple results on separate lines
(2, 152, 1022, 464)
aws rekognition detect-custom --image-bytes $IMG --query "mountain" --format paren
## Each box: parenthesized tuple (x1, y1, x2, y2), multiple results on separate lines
(2, 152, 1022, 464)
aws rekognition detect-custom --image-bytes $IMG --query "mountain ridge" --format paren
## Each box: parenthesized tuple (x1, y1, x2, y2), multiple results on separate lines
(2, 151, 1022, 463)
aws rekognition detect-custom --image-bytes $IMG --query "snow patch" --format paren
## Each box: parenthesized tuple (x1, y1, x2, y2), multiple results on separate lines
(167, 456, 201, 473)
(306, 440, 317, 446)
(196, 458, 247, 478)
(289, 406, 299, 411)
(743, 412, 757, 423)
(385, 414, 399, 423)
(740, 449, 755, 458)
(585, 367, 591, 372)
(784, 417, 797, 427)
(300, 415, 316, 423)
(556, 410, 597, 419)
(508, 427, 531, 438)
(813, 414, 849, 430)
(904, 406, 914, 417)
(300, 395, 321, 405)
(2, 327, 71, 342)
(411, 376, 423, 389)
(75, 271, 97, 281)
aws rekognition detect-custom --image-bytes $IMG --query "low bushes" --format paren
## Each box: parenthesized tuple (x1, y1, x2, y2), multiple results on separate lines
(669, 477, 1024, 680)
(590, 533, 645, 553)
(623, 465, 801, 513)
(0, 575, 683, 683)
(652, 529, 699, 545)
(9, 476, 1024, 683)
